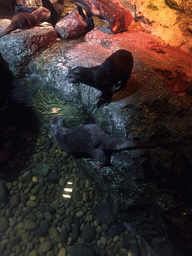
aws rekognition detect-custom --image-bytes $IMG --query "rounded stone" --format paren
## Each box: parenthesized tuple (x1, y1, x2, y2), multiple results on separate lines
(58, 248, 67, 256)
(44, 212, 52, 221)
(81, 223, 96, 242)
(39, 240, 51, 253)
(32, 177, 38, 182)
(0, 216, 9, 232)
(26, 201, 38, 207)
(76, 211, 84, 217)
(9, 218, 17, 227)
(29, 250, 38, 256)
(100, 237, 107, 244)
(49, 227, 61, 242)
(84, 215, 93, 222)
(10, 195, 19, 208)
(30, 196, 36, 201)
(22, 220, 38, 231)
(94, 219, 100, 227)
(96, 226, 102, 233)
(113, 235, 120, 242)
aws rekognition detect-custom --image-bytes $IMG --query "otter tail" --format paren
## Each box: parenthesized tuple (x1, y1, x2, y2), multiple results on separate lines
(107, 139, 167, 151)
(0, 24, 15, 38)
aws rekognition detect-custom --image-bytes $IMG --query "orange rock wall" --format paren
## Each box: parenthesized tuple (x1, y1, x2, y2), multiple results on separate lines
(120, 0, 192, 53)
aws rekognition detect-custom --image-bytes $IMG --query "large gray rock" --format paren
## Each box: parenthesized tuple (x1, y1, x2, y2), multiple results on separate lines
(0, 24, 192, 216)
(0, 21, 57, 76)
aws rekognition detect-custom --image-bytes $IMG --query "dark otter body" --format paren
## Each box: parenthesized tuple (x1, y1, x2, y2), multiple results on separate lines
(77, 6, 94, 33)
(50, 116, 163, 166)
(66, 50, 134, 107)
(0, 7, 50, 38)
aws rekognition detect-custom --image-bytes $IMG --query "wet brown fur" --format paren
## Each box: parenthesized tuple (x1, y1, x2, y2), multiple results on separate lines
(0, 7, 50, 38)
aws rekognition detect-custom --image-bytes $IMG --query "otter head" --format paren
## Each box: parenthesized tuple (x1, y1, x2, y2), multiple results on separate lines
(66, 67, 84, 83)
(50, 116, 67, 128)
(50, 116, 70, 150)
(32, 7, 51, 23)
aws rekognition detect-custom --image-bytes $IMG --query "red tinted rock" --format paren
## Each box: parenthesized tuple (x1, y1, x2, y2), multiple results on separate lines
(71, 0, 133, 33)
(55, 8, 90, 39)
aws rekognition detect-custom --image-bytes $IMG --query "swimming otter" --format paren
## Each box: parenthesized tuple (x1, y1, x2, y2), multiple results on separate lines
(0, 7, 51, 38)
(50, 115, 164, 166)
(66, 49, 134, 107)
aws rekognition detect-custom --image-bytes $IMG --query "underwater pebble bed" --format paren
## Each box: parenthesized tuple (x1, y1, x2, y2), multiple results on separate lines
(0, 131, 139, 256)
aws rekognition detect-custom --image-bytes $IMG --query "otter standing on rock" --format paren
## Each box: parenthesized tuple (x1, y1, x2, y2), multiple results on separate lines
(66, 49, 134, 107)
(0, 7, 51, 38)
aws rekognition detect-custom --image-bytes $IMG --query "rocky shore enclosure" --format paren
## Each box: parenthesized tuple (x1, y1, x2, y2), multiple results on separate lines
(0, 0, 192, 255)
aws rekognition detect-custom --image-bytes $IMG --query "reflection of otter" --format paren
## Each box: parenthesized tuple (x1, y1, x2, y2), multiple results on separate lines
(50, 116, 162, 166)
(66, 50, 133, 107)
(0, 7, 51, 38)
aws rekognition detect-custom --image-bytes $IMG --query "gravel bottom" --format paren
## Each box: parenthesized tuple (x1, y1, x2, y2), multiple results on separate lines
(0, 131, 136, 256)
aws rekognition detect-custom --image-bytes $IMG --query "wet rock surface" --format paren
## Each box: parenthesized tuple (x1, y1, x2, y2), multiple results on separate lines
(0, 21, 57, 76)
(0, 5, 192, 255)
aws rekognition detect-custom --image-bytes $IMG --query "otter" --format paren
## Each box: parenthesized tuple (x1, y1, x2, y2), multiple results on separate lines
(66, 49, 134, 108)
(0, 7, 51, 38)
(77, 6, 94, 33)
(50, 116, 166, 166)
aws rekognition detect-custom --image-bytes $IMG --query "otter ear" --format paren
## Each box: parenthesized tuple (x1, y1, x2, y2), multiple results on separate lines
(66, 67, 71, 79)
(72, 67, 81, 74)
(61, 119, 68, 128)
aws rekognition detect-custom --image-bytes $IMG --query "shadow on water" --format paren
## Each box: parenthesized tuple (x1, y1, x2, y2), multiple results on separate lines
(0, 56, 40, 181)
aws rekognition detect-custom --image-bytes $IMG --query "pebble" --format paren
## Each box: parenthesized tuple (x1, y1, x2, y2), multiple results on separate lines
(26, 200, 38, 207)
(22, 220, 38, 231)
(44, 212, 52, 221)
(9, 195, 20, 208)
(0, 216, 9, 232)
(34, 220, 49, 237)
(0, 132, 159, 256)
(61, 229, 69, 244)
(30, 195, 36, 201)
(113, 235, 120, 242)
(49, 227, 61, 242)
(39, 240, 52, 253)
(84, 214, 93, 222)
(9, 218, 17, 227)
(51, 200, 59, 210)
(6, 182, 13, 190)
(100, 236, 107, 244)
(58, 247, 67, 256)
(76, 211, 84, 217)
(81, 223, 96, 242)
(29, 250, 38, 256)
(32, 177, 38, 182)
(94, 219, 100, 227)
